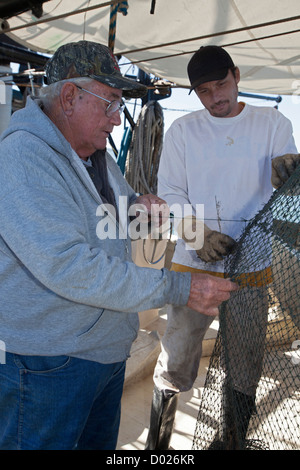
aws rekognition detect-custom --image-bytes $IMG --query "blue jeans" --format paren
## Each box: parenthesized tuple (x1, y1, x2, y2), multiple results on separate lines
(0, 352, 126, 450)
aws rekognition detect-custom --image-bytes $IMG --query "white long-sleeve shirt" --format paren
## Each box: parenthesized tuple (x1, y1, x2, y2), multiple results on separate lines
(158, 103, 298, 272)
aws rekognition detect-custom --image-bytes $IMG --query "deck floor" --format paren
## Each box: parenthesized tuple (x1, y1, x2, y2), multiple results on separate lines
(117, 308, 216, 450)
(117, 356, 210, 450)
(116, 305, 300, 451)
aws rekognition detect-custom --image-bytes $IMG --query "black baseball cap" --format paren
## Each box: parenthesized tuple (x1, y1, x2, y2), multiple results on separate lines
(187, 45, 235, 93)
(45, 40, 148, 99)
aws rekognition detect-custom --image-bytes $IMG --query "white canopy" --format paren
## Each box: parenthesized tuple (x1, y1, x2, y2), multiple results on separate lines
(3, 0, 300, 95)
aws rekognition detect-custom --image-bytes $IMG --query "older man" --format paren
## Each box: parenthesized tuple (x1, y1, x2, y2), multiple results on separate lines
(0, 41, 236, 450)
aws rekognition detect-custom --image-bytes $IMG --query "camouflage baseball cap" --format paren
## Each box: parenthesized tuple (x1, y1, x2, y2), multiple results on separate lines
(45, 40, 147, 99)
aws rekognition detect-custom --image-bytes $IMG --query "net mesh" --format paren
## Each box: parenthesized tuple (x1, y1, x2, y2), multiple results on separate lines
(193, 166, 300, 450)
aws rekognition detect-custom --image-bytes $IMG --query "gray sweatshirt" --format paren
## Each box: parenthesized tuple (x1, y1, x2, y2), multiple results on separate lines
(0, 97, 190, 363)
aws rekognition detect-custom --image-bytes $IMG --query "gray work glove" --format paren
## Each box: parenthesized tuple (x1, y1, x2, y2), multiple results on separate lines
(177, 216, 236, 263)
(271, 154, 300, 189)
(196, 227, 237, 263)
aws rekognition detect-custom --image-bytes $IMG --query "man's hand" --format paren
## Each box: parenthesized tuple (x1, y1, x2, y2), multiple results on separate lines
(271, 154, 300, 189)
(187, 273, 239, 316)
(133, 194, 170, 228)
(196, 229, 237, 263)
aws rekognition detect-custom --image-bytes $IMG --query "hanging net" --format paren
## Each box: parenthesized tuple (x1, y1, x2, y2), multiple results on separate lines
(193, 166, 300, 450)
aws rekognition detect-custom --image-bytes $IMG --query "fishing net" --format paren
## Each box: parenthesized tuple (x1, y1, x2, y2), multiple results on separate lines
(193, 166, 300, 450)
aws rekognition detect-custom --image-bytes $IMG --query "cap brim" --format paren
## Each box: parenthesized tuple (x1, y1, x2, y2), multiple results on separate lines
(189, 67, 229, 94)
(90, 73, 148, 99)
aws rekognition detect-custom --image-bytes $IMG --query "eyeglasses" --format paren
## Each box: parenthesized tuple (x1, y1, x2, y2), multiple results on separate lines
(75, 85, 125, 118)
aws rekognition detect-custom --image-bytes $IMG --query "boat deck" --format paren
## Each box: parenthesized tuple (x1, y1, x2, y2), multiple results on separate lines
(117, 356, 209, 450)
(116, 309, 218, 450)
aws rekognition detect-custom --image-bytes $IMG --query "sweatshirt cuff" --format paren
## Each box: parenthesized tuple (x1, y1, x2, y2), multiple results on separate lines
(165, 269, 191, 306)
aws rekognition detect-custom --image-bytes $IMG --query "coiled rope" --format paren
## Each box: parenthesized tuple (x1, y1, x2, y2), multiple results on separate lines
(125, 100, 164, 195)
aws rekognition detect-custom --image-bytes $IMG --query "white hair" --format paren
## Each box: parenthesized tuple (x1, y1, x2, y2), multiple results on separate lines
(38, 77, 94, 106)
